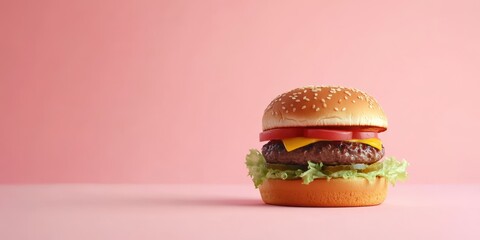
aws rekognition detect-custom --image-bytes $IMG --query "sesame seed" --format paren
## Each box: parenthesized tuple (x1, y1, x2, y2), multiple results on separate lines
(295, 99, 300, 102)
(290, 104, 294, 106)
(345, 91, 352, 96)
(352, 100, 356, 103)
(293, 108, 296, 112)
(302, 105, 306, 109)
(313, 97, 317, 100)
(338, 99, 342, 103)
(323, 103, 327, 108)
(314, 93, 318, 96)
(282, 106, 286, 110)
(369, 105, 373, 109)
(342, 107, 346, 111)
(344, 96, 348, 100)
(316, 108, 320, 111)
(312, 104, 316, 109)
(281, 102, 285, 104)
(304, 90, 307, 93)
(334, 107, 339, 111)
(326, 97, 331, 100)
(321, 99, 326, 103)
(286, 110, 289, 113)
(328, 94, 333, 97)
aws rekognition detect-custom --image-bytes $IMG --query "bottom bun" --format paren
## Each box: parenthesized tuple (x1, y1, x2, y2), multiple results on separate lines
(259, 177, 388, 207)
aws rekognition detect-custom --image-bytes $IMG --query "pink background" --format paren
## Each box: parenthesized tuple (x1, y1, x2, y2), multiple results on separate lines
(1, 0, 480, 184)
(2, 184, 479, 240)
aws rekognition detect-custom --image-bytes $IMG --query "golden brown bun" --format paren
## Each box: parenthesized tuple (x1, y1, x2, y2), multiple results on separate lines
(259, 177, 388, 207)
(263, 86, 388, 132)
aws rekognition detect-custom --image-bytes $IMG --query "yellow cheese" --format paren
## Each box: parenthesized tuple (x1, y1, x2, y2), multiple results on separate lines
(282, 137, 322, 152)
(282, 137, 382, 152)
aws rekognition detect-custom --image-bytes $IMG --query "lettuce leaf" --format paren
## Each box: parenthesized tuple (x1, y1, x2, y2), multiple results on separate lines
(245, 149, 408, 188)
(245, 149, 268, 187)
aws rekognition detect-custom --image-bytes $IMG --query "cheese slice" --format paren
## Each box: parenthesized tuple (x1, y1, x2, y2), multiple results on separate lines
(282, 137, 382, 152)
(282, 137, 321, 152)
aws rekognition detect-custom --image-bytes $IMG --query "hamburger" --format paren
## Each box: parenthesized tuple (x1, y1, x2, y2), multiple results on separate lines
(246, 86, 408, 207)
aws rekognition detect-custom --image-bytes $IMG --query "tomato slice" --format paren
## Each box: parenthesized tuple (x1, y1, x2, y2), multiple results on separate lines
(259, 128, 304, 141)
(304, 129, 352, 140)
(352, 131, 378, 139)
(259, 128, 378, 141)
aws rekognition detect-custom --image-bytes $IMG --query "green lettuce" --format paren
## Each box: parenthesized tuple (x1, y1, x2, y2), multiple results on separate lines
(245, 149, 408, 188)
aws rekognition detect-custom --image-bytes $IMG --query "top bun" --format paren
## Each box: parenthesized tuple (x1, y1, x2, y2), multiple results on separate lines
(262, 86, 388, 131)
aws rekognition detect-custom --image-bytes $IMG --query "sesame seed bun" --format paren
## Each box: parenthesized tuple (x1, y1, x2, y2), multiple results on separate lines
(259, 177, 388, 207)
(262, 86, 388, 132)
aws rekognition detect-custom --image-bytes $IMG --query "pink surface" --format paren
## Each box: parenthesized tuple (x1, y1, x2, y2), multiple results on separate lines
(1, 1, 480, 183)
(0, 184, 479, 240)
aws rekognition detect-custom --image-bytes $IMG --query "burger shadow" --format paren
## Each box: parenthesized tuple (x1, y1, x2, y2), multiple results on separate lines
(64, 195, 265, 208)
(162, 197, 265, 207)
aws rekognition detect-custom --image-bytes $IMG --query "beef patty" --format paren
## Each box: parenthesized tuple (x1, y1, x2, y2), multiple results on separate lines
(261, 140, 384, 165)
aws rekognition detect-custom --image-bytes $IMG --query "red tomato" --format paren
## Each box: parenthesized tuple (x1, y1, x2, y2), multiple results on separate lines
(352, 131, 378, 139)
(304, 129, 352, 140)
(259, 128, 378, 141)
(259, 128, 304, 141)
